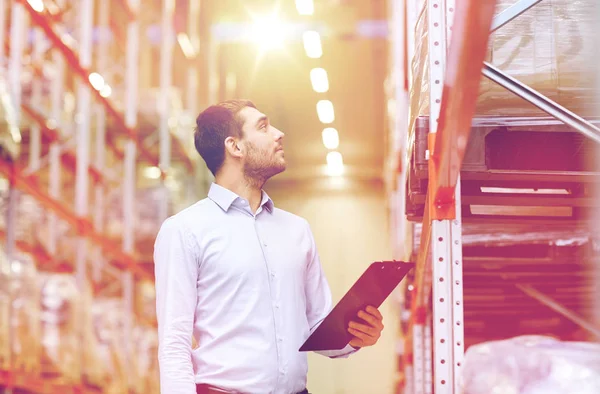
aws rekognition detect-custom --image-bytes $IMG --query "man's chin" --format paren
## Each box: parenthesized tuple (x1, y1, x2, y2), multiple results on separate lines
(269, 164, 286, 179)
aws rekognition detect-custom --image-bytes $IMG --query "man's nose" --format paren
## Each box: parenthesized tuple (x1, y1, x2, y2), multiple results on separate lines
(273, 127, 285, 140)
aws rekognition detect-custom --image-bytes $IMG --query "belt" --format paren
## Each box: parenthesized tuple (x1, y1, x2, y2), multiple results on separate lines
(196, 384, 309, 394)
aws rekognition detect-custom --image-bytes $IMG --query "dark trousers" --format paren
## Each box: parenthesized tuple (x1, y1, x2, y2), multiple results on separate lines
(196, 384, 309, 394)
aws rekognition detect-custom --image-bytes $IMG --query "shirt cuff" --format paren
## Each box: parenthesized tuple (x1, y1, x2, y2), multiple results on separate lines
(328, 343, 360, 359)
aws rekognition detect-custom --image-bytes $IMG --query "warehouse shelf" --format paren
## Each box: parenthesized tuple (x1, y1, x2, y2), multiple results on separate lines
(17, 0, 195, 173)
(0, 159, 149, 278)
(0, 1, 201, 393)
(386, 0, 600, 392)
(0, 229, 72, 273)
(20, 103, 107, 186)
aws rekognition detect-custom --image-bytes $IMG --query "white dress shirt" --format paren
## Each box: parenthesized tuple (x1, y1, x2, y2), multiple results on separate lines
(154, 183, 357, 394)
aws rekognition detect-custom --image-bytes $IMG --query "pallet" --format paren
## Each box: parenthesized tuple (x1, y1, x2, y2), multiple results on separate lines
(406, 116, 600, 222)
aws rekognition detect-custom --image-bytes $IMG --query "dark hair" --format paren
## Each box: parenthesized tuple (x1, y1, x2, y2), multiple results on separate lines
(194, 99, 256, 176)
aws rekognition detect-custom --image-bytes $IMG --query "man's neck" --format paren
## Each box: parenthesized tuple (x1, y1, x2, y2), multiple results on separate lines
(215, 172, 264, 213)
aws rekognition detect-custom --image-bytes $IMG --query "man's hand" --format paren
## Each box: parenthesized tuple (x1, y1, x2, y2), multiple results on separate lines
(347, 305, 384, 349)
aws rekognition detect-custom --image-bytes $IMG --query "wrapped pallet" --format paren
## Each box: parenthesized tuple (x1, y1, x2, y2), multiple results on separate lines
(33, 214, 75, 265)
(91, 298, 131, 394)
(131, 324, 160, 394)
(132, 280, 159, 393)
(105, 186, 174, 243)
(82, 284, 110, 390)
(39, 273, 83, 384)
(9, 253, 41, 375)
(462, 335, 600, 393)
(0, 250, 9, 370)
(0, 194, 44, 246)
(408, 0, 596, 156)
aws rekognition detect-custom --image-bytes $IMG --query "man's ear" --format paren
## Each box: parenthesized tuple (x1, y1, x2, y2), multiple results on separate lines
(224, 136, 244, 158)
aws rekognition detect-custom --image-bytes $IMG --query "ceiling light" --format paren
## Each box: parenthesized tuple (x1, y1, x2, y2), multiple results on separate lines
(10, 126, 21, 143)
(295, 0, 314, 15)
(88, 72, 105, 91)
(251, 14, 287, 50)
(99, 84, 112, 98)
(143, 166, 162, 179)
(177, 33, 196, 59)
(27, 0, 44, 12)
(317, 100, 335, 124)
(322, 128, 339, 150)
(326, 151, 344, 176)
(303, 31, 322, 58)
(310, 68, 329, 93)
(46, 119, 57, 130)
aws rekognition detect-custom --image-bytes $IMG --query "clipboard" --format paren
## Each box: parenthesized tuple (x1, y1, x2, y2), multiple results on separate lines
(299, 260, 414, 352)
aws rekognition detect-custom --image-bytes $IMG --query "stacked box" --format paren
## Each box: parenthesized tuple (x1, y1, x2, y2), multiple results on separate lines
(9, 253, 41, 374)
(39, 273, 83, 384)
(91, 298, 131, 393)
(407, 0, 596, 157)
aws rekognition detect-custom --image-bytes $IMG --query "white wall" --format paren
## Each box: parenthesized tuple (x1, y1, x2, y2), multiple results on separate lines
(267, 180, 400, 394)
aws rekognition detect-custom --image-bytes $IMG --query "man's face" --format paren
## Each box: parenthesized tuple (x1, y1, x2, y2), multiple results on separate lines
(238, 106, 286, 180)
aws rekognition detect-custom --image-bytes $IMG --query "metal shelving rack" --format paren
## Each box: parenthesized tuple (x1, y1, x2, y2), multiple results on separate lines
(0, 0, 204, 392)
(387, 0, 600, 393)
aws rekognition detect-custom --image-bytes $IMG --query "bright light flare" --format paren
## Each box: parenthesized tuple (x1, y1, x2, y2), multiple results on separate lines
(310, 68, 329, 93)
(295, 0, 314, 15)
(303, 31, 322, 58)
(143, 166, 162, 179)
(251, 14, 287, 50)
(177, 33, 196, 58)
(317, 100, 335, 124)
(326, 151, 344, 176)
(88, 72, 105, 91)
(99, 84, 112, 98)
(322, 128, 339, 150)
(27, 0, 44, 12)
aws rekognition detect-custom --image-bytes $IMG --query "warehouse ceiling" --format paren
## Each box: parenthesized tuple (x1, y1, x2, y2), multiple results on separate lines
(201, 0, 389, 186)
(3, 0, 391, 273)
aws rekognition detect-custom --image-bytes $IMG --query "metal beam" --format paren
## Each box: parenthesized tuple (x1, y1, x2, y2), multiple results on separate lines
(482, 62, 600, 144)
(17, 0, 196, 172)
(490, 0, 542, 32)
(20, 103, 106, 186)
(423, 1, 496, 393)
(122, 0, 141, 379)
(516, 284, 600, 339)
(429, 3, 498, 217)
(0, 162, 150, 279)
(159, 0, 175, 222)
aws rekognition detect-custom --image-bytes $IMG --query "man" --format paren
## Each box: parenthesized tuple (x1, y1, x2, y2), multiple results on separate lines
(154, 100, 385, 394)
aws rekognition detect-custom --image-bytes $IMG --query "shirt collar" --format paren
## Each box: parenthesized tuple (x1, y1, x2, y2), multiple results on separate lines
(208, 183, 274, 213)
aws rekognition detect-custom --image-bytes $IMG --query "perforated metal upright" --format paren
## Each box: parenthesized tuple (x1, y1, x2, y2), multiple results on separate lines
(158, 0, 175, 223)
(404, 0, 498, 392)
(123, 0, 142, 377)
(47, 0, 67, 259)
(5, 0, 26, 263)
(93, 0, 110, 282)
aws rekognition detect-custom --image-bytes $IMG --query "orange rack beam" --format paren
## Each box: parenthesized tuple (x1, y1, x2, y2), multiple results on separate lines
(0, 370, 102, 394)
(17, 0, 195, 173)
(20, 103, 107, 186)
(0, 161, 150, 279)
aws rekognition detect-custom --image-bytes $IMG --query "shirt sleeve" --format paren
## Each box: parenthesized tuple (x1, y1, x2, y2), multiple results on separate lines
(154, 217, 199, 393)
(303, 220, 359, 359)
